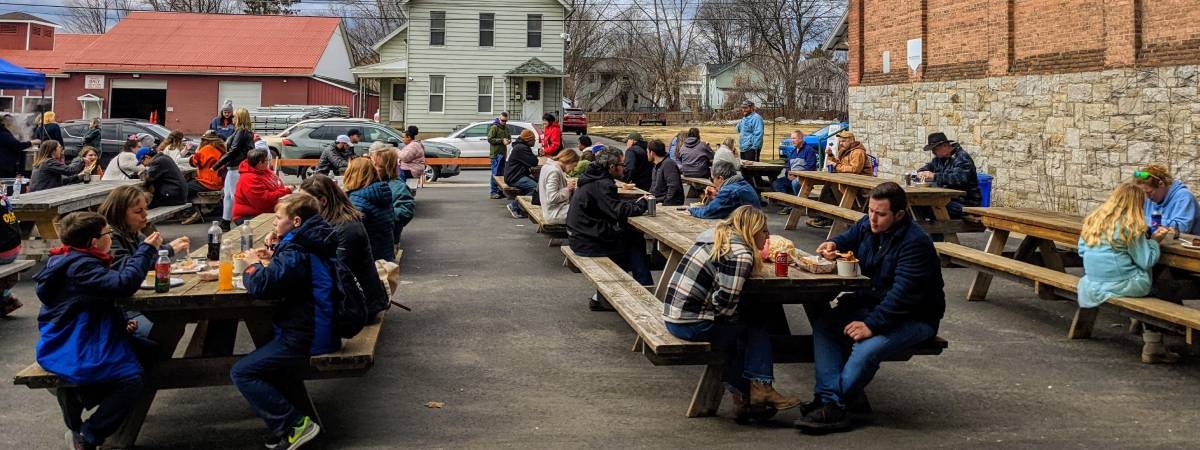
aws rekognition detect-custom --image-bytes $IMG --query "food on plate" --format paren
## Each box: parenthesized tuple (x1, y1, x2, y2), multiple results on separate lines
(233, 252, 247, 260)
(173, 259, 197, 271)
(759, 235, 796, 261)
(798, 255, 836, 274)
(198, 270, 219, 282)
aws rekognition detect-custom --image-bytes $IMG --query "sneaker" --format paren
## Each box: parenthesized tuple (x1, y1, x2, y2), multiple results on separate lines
(489, 193, 503, 199)
(284, 416, 320, 449)
(805, 218, 832, 229)
(0, 296, 21, 317)
(588, 294, 613, 311)
(263, 435, 284, 449)
(507, 204, 526, 219)
(778, 207, 793, 215)
(794, 403, 851, 433)
(65, 430, 92, 450)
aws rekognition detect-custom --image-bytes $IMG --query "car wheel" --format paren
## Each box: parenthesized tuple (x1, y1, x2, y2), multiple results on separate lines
(581, 128, 587, 135)
(424, 165, 439, 182)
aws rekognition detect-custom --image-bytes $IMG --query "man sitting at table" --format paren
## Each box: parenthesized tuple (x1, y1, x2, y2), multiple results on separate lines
(774, 130, 818, 215)
(806, 131, 874, 229)
(649, 139, 684, 206)
(567, 146, 651, 310)
(689, 160, 761, 220)
(137, 147, 188, 209)
(914, 132, 981, 218)
(796, 182, 944, 433)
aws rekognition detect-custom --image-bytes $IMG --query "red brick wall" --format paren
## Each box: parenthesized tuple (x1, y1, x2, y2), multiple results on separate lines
(849, 0, 1200, 86)
(0, 23, 28, 50)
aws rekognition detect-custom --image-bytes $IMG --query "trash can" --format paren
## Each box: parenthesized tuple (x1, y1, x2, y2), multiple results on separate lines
(977, 173, 993, 207)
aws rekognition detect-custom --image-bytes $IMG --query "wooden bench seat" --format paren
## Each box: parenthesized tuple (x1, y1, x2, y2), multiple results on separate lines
(935, 242, 1078, 294)
(516, 196, 566, 236)
(0, 259, 34, 279)
(765, 191, 866, 232)
(147, 204, 192, 224)
(493, 175, 521, 200)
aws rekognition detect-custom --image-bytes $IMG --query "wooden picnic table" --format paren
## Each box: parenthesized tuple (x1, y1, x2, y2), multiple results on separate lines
(11, 180, 139, 240)
(786, 171, 972, 242)
(961, 206, 1200, 300)
(739, 161, 784, 191)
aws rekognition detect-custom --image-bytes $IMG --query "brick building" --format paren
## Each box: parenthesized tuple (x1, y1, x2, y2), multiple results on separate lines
(846, 0, 1200, 213)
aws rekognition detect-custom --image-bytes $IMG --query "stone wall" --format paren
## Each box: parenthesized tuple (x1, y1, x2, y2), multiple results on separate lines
(849, 65, 1200, 214)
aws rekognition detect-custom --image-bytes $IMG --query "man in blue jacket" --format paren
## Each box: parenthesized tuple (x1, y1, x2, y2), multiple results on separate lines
(915, 132, 981, 218)
(690, 159, 761, 220)
(796, 182, 944, 433)
(735, 100, 764, 161)
(35, 212, 161, 449)
(774, 130, 818, 215)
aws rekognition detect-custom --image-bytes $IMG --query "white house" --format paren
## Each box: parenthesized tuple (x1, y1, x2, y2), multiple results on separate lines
(352, 0, 569, 135)
(700, 59, 769, 111)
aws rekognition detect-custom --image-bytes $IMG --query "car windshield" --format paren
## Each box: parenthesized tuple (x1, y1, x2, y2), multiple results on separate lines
(145, 123, 173, 137)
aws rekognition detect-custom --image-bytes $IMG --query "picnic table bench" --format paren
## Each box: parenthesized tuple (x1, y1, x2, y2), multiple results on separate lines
(948, 207, 1200, 342)
(493, 175, 521, 200)
(12, 214, 387, 448)
(738, 161, 785, 192)
(515, 196, 566, 241)
(560, 208, 946, 417)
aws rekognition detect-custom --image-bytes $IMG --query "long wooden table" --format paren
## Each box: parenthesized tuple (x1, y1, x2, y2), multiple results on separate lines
(962, 206, 1200, 301)
(739, 161, 784, 192)
(11, 180, 140, 241)
(787, 171, 972, 242)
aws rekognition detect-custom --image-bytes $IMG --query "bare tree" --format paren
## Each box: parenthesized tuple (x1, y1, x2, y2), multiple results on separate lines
(736, 0, 842, 110)
(564, 0, 617, 102)
(695, 0, 747, 64)
(628, 0, 700, 110)
(64, 0, 132, 34)
(141, 0, 240, 13)
(328, 0, 406, 66)
(244, 0, 298, 15)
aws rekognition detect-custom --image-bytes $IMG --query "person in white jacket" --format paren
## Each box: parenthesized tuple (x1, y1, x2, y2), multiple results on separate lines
(714, 137, 742, 171)
(102, 134, 151, 180)
(538, 149, 580, 225)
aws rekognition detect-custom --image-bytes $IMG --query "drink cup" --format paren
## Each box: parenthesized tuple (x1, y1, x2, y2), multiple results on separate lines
(836, 260, 859, 277)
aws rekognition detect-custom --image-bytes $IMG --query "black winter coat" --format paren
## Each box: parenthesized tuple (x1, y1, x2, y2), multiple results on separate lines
(651, 157, 685, 206)
(82, 127, 102, 149)
(621, 142, 653, 191)
(334, 220, 389, 317)
(215, 129, 253, 172)
(0, 128, 30, 177)
(142, 154, 188, 207)
(503, 140, 538, 186)
(567, 163, 647, 257)
(29, 158, 85, 192)
(918, 144, 981, 207)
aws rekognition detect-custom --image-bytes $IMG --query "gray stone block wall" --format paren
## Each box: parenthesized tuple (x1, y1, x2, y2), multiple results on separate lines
(849, 65, 1200, 215)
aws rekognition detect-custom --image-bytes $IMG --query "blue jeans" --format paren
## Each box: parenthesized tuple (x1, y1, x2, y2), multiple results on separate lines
(490, 154, 506, 195)
(666, 319, 773, 395)
(231, 337, 310, 436)
(58, 375, 144, 446)
(812, 307, 936, 407)
(772, 176, 800, 195)
(507, 176, 538, 211)
(222, 170, 240, 221)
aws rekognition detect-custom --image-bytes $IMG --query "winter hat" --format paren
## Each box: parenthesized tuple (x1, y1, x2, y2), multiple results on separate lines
(135, 147, 155, 161)
(137, 133, 155, 148)
(519, 128, 535, 143)
(626, 131, 643, 142)
(335, 135, 352, 145)
(253, 140, 270, 152)
(221, 99, 234, 113)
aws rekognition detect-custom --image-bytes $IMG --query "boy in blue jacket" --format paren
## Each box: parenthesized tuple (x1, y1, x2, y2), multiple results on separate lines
(35, 211, 162, 450)
(689, 159, 761, 220)
(233, 193, 340, 450)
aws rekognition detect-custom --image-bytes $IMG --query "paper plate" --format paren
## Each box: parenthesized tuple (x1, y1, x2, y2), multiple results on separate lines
(140, 277, 185, 290)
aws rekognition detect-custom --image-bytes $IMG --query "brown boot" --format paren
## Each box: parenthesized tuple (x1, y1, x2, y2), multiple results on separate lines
(750, 380, 803, 410)
(1141, 330, 1181, 364)
(180, 208, 204, 225)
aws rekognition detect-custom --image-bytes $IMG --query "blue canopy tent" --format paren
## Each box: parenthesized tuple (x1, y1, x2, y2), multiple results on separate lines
(0, 58, 45, 90)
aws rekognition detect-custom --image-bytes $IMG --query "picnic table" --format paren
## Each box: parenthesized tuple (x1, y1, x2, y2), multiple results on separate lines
(13, 214, 385, 447)
(738, 161, 784, 191)
(12, 180, 139, 241)
(773, 171, 976, 242)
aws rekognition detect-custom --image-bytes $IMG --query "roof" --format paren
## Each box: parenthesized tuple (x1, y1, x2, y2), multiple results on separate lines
(0, 34, 99, 75)
(351, 58, 408, 77)
(0, 12, 59, 28)
(371, 23, 408, 52)
(63, 12, 342, 76)
(822, 9, 849, 51)
(506, 57, 564, 77)
(399, 0, 572, 13)
(705, 60, 742, 78)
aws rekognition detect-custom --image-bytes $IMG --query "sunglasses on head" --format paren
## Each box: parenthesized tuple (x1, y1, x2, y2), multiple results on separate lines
(1134, 171, 1164, 183)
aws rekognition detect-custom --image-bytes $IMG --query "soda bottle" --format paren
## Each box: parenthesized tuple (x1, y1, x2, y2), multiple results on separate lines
(207, 221, 222, 261)
(239, 222, 254, 252)
(218, 240, 234, 291)
(154, 250, 171, 293)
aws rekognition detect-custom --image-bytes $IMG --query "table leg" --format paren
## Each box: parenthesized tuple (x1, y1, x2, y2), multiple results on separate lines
(967, 229, 1010, 301)
(686, 364, 725, 417)
(928, 205, 960, 244)
(104, 320, 188, 449)
(188, 320, 239, 357)
(826, 185, 859, 240)
(654, 248, 683, 301)
(784, 180, 816, 230)
(1036, 239, 1066, 300)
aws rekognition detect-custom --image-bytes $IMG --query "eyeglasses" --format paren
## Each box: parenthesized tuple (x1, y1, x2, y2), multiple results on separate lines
(98, 230, 113, 237)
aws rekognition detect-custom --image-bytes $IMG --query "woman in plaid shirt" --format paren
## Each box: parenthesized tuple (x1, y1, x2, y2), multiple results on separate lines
(663, 206, 803, 418)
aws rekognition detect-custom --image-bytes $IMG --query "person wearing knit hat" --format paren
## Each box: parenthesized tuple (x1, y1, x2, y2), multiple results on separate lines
(503, 128, 540, 219)
(138, 145, 189, 209)
(209, 99, 236, 140)
(137, 133, 156, 150)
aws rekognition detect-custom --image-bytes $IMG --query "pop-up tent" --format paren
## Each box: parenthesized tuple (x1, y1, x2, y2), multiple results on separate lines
(0, 58, 45, 90)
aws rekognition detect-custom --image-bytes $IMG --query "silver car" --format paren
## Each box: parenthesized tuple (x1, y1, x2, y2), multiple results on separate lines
(425, 121, 541, 158)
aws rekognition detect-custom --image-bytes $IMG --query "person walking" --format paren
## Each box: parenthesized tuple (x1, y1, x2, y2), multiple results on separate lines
(398, 126, 426, 185)
(735, 101, 764, 161)
(487, 112, 511, 199)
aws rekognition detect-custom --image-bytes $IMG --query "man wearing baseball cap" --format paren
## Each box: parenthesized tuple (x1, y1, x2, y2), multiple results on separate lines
(316, 134, 357, 176)
(137, 146, 188, 208)
(735, 100, 764, 161)
(914, 132, 980, 218)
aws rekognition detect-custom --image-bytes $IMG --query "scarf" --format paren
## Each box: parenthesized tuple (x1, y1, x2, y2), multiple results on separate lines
(49, 245, 115, 268)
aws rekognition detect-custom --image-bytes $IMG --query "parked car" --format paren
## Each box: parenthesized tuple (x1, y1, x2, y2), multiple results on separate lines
(424, 120, 541, 158)
(261, 118, 460, 181)
(779, 121, 849, 161)
(636, 108, 667, 126)
(59, 119, 195, 166)
(562, 108, 588, 135)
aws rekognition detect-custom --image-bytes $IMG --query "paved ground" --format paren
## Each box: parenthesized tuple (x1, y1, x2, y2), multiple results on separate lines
(4, 138, 1200, 448)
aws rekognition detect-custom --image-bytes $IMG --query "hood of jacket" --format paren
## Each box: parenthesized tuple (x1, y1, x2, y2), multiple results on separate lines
(684, 136, 702, 148)
(1163, 180, 1189, 207)
(578, 160, 614, 188)
(350, 180, 393, 207)
(237, 159, 271, 175)
(281, 214, 338, 259)
(35, 249, 101, 301)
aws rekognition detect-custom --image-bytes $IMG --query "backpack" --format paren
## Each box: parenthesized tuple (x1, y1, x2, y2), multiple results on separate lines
(327, 256, 370, 339)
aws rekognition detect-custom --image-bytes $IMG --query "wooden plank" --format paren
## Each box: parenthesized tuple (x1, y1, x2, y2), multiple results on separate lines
(935, 242, 1079, 292)
(761, 192, 865, 222)
(560, 246, 642, 283)
(425, 157, 492, 166)
(516, 196, 566, 234)
(310, 315, 384, 371)
(686, 364, 725, 417)
(596, 279, 710, 355)
(275, 159, 319, 167)
(146, 204, 192, 224)
(967, 230, 1010, 301)
(0, 259, 34, 278)
(1107, 296, 1200, 331)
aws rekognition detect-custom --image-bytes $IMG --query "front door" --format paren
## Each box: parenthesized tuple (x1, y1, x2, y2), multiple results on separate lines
(390, 81, 406, 124)
(522, 78, 543, 123)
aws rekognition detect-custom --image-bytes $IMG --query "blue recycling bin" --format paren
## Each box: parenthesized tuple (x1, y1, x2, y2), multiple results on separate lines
(977, 173, 993, 207)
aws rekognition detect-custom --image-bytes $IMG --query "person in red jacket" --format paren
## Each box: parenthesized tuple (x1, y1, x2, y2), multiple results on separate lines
(541, 112, 562, 157)
(233, 147, 292, 223)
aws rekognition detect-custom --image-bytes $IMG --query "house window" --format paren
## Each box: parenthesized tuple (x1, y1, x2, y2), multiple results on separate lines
(0, 97, 12, 112)
(527, 14, 542, 48)
(430, 11, 446, 46)
(391, 82, 406, 101)
(429, 75, 445, 113)
(477, 77, 493, 114)
(22, 96, 52, 114)
(479, 13, 494, 47)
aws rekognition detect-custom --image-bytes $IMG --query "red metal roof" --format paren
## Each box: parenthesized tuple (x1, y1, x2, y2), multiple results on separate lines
(0, 34, 99, 74)
(63, 12, 341, 76)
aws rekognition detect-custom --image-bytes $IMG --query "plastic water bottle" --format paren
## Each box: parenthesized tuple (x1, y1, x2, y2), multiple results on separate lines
(11, 176, 22, 200)
(154, 250, 171, 293)
(239, 222, 254, 252)
(207, 221, 222, 261)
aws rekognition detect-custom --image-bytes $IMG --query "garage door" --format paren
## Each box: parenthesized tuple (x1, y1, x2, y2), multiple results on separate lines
(218, 81, 262, 110)
(111, 79, 167, 90)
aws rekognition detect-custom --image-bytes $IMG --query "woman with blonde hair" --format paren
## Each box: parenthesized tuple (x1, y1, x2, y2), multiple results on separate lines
(369, 143, 415, 242)
(1078, 183, 1175, 363)
(157, 130, 189, 159)
(662, 205, 802, 419)
(35, 111, 63, 144)
(213, 107, 255, 230)
(343, 158, 395, 261)
(1132, 164, 1200, 235)
(538, 148, 578, 225)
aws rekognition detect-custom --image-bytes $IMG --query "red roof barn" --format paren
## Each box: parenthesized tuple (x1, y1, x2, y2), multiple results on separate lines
(0, 12, 376, 134)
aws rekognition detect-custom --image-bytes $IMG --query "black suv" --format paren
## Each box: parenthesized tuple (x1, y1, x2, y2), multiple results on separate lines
(59, 119, 195, 166)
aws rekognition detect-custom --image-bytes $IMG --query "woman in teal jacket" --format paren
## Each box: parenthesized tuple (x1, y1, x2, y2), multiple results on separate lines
(370, 144, 415, 243)
(1077, 183, 1173, 363)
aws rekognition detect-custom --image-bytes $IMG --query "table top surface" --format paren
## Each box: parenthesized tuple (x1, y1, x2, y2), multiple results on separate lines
(11, 180, 140, 211)
(739, 161, 784, 172)
(121, 214, 277, 311)
(681, 176, 714, 187)
(791, 171, 964, 197)
(963, 206, 1200, 260)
